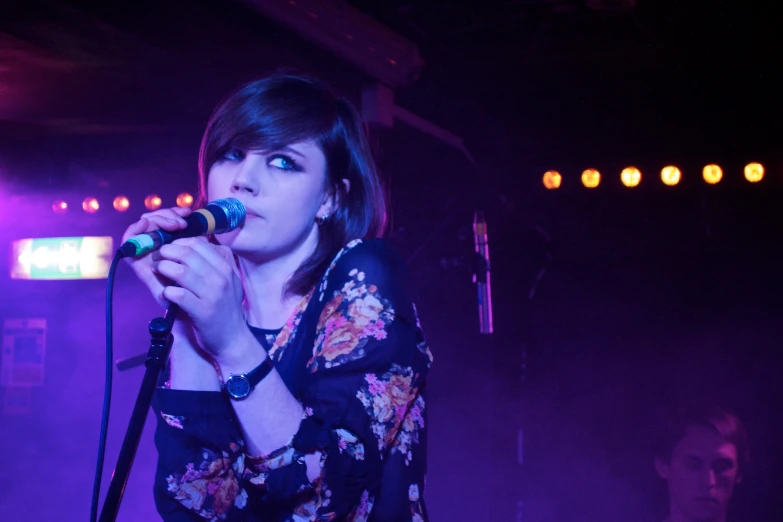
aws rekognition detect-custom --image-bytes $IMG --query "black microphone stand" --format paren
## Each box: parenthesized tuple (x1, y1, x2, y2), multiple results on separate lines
(98, 303, 179, 522)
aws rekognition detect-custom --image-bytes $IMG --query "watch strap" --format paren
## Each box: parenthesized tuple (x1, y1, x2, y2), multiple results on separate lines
(245, 356, 275, 388)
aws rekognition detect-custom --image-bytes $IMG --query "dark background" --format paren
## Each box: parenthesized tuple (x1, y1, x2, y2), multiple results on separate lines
(1, 0, 781, 520)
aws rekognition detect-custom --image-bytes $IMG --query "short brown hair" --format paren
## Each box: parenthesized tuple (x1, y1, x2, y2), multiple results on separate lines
(654, 401, 750, 475)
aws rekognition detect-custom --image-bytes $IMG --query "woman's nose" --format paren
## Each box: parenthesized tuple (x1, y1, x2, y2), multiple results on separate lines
(231, 157, 261, 195)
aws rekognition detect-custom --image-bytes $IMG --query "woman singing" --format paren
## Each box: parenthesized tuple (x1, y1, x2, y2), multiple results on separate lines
(122, 73, 433, 521)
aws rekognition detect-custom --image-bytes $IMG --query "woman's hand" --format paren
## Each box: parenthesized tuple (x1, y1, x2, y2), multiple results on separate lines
(121, 206, 192, 308)
(153, 236, 248, 359)
(122, 207, 223, 391)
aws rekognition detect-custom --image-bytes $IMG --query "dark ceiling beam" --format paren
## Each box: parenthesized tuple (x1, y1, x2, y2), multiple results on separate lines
(236, 0, 425, 87)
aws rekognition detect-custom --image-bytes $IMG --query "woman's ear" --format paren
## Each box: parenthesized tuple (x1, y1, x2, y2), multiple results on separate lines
(333, 178, 350, 207)
(319, 179, 351, 218)
(324, 178, 350, 211)
(340, 178, 351, 195)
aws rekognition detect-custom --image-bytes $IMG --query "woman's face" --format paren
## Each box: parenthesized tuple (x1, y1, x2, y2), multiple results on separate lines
(207, 140, 332, 261)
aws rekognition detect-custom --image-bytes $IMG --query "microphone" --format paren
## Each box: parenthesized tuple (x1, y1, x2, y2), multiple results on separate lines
(473, 210, 493, 334)
(118, 198, 246, 259)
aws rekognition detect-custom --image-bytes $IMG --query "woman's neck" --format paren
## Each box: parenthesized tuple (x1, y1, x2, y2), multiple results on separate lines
(237, 231, 319, 330)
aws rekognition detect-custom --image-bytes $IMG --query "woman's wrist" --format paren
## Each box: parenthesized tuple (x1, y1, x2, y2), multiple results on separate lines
(169, 338, 222, 391)
(215, 327, 268, 380)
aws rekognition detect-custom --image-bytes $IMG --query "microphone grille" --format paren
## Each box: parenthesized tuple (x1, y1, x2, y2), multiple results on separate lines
(210, 198, 246, 233)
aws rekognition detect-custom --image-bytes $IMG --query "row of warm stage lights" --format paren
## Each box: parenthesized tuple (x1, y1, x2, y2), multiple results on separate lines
(542, 162, 767, 189)
(47, 161, 770, 213)
(51, 193, 195, 214)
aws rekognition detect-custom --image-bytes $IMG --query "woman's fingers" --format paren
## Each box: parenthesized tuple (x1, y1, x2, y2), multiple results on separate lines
(140, 206, 192, 220)
(138, 215, 187, 233)
(155, 237, 246, 357)
(120, 207, 197, 309)
(177, 238, 238, 279)
(123, 218, 149, 237)
(155, 240, 235, 299)
(121, 207, 191, 243)
(161, 285, 197, 312)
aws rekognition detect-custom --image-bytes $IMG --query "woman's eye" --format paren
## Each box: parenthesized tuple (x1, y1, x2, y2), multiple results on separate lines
(268, 154, 298, 171)
(221, 148, 245, 162)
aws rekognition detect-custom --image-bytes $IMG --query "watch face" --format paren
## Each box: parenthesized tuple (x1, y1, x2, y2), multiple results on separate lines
(226, 375, 251, 399)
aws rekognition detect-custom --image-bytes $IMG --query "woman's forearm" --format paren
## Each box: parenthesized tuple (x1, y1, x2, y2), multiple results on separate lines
(169, 327, 319, 479)
(218, 328, 304, 455)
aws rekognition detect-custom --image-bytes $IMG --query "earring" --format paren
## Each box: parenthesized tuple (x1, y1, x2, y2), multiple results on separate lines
(316, 213, 330, 226)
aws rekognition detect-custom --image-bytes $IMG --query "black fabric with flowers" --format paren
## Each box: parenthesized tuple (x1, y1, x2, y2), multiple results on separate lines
(151, 239, 433, 521)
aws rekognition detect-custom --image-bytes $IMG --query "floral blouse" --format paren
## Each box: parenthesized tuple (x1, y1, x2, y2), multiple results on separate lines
(151, 238, 433, 521)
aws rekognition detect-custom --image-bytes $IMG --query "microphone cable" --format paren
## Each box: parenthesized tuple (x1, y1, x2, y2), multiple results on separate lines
(90, 251, 122, 522)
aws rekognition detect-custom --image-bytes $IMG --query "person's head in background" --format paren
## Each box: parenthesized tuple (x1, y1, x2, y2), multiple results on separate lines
(654, 402, 749, 522)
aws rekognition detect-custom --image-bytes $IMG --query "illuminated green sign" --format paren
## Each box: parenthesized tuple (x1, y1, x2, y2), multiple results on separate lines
(10, 236, 114, 280)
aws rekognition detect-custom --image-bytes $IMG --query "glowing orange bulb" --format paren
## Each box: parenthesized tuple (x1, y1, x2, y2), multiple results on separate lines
(744, 162, 764, 183)
(621, 167, 642, 187)
(176, 192, 194, 208)
(113, 196, 130, 212)
(144, 194, 162, 210)
(52, 200, 68, 214)
(542, 170, 562, 189)
(581, 168, 601, 188)
(702, 164, 723, 184)
(82, 197, 100, 213)
(661, 166, 681, 186)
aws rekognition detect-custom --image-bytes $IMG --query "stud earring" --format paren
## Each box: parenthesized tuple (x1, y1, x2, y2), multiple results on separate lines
(316, 213, 330, 226)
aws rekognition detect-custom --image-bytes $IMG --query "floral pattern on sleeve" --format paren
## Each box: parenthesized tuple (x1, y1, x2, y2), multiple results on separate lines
(409, 483, 426, 522)
(356, 365, 421, 455)
(267, 288, 314, 362)
(345, 490, 374, 522)
(164, 443, 249, 520)
(336, 428, 366, 461)
(308, 267, 395, 372)
(393, 395, 426, 466)
(160, 412, 185, 430)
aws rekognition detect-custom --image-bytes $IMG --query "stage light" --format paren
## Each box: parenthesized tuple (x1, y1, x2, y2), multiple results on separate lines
(10, 236, 114, 280)
(113, 195, 130, 212)
(52, 200, 68, 214)
(661, 166, 681, 186)
(581, 168, 601, 188)
(621, 167, 641, 187)
(82, 197, 100, 213)
(703, 164, 723, 184)
(744, 162, 764, 183)
(144, 194, 162, 210)
(176, 192, 194, 208)
(542, 170, 561, 189)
